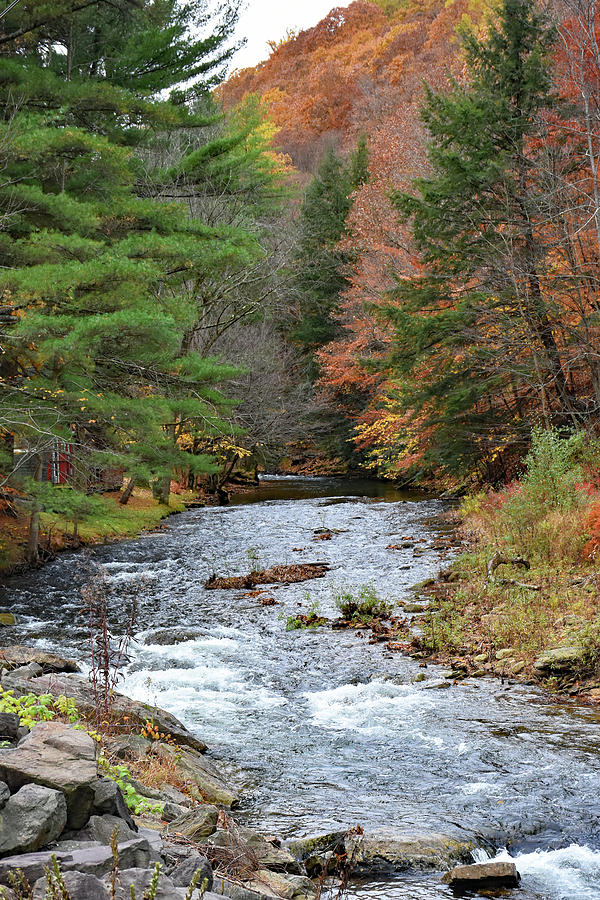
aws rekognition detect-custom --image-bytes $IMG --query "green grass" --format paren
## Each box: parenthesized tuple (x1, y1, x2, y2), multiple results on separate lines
(40, 488, 186, 544)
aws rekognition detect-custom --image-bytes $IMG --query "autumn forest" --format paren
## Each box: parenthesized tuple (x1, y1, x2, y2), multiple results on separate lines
(2, 0, 600, 566)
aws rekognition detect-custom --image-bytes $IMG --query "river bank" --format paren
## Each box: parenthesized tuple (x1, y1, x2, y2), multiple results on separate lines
(0, 488, 189, 577)
(2, 476, 600, 898)
(0, 645, 491, 898)
(401, 506, 600, 705)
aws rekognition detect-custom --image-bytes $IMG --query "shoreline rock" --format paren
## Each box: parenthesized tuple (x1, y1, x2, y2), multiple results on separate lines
(1, 669, 207, 753)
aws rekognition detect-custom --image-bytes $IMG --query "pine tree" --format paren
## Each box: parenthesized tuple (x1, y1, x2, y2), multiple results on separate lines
(293, 137, 369, 359)
(383, 0, 575, 477)
(0, 0, 286, 557)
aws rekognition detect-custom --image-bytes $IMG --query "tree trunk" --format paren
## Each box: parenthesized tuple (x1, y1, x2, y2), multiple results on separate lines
(26, 454, 43, 566)
(119, 477, 135, 506)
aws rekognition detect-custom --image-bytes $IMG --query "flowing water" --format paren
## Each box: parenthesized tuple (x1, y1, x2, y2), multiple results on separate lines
(2, 476, 600, 899)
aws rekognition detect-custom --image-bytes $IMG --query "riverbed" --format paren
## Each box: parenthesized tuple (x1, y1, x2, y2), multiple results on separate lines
(2, 476, 600, 899)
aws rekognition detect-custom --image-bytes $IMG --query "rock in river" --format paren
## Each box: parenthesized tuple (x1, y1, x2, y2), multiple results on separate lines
(345, 830, 474, 875)
(442, 860, 521, 888)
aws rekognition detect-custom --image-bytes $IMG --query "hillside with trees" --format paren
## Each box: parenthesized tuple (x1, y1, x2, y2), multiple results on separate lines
(2, 0, 600, 569)
(223, 0, 600, 488)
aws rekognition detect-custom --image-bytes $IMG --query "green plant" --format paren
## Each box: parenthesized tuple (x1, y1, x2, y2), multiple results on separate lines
(245, 547, 261, 572)
(185, 873, 209, 900)
(98, 757, 164, 817)
(3, 869, 33, 900)
(335, 585, 392, 623)
(0, 688, 79, 729)
(575, 620, 600, 671)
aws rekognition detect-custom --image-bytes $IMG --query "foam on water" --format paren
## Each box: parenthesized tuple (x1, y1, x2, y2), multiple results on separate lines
(494, 845, 600, 899)
(304, 680, 432, 733)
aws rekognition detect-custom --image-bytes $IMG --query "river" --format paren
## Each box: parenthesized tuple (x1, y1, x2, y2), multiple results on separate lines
(2, 476, 600, 899)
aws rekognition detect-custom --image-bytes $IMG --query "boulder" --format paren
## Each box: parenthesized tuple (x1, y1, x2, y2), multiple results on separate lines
(213, 878, 263, 900)
(0, 722, 97, 829)
(0, 713, 22, 744)
(104, 734, 152, 760)
(533, 647, 585, 674)
(345, 830, 474, 874)
(33, 871, 109, 900)
(214, 872, 316, 900)
(1, 672, 206, 753)
(169, 852, 213, 890)
(163, 801, 188, 822)
(0, 783, 8, 811)
(91, 778, 137, 831)
(160, 784, 190, 808)
(286, 832, 346, 877)
(104, 867, 182, 900)
(207, 828, 301, 875)
(0, 647, 80, 674)
(245, 871, 316, 900)
(137, 826, 164, 862)
(441, 860, 521, 888)
(0, 837, 150, 885)
(155, 744, 238, 808)
(166, 805, 219, 841)
(69, 814, 138, 846)
(0, 784, 67, 857)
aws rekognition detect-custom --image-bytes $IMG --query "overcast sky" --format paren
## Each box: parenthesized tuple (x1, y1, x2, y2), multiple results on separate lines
(231, 1, 342, 70)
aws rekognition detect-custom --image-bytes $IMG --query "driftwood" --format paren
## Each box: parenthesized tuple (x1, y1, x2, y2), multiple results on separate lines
(486, 552, 540, 591)
(205, 563, 330, 590)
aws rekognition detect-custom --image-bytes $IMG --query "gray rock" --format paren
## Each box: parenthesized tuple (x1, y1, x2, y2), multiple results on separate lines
(0, 722, 97, 829)
(33, 870, 108, 900)
(345, 830, 474, 874)
(244, 871, 316, 900)
(213, 872, 316, 900)
(3, 662, 43, 682)
(92, 778, 137, 831)
(0, 837, 150, 884)
(166, 805, 218, 841)
(163, 801, 187, 822)
(211, 828, 302, 875)
(0, 783, 9, 811)
(533, 646, 585, 674)
(169, 852, 213, 890)
(69, 814, 138, 846)
(104, 734, 152, 760)
(128, 776, 163, 801)
(442, 860, 521, 888)
(286, 832, 346, 877)
(0, 647, 80, 674)
(0, 783, 67, 857)
(2, 673, 206, 753)
(155, 744, 238, 808)
(212, 876, 268, 900)
(160, 784, 191, 807)
(137, 826, 164, 862)
(0, 714, 21, 744)
(104, 867, 182, 900)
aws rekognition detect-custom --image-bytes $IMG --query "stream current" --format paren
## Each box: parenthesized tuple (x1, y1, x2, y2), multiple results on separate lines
(2, 476, 600, 899)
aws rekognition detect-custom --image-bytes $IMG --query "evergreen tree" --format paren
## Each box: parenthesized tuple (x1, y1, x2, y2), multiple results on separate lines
(0, 0, 288, 558)
(383, 0, 574, 477)
(293, 136, 369, 359)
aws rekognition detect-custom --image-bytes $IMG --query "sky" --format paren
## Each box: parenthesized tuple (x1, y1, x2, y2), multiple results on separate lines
(232, 0, 341, 70)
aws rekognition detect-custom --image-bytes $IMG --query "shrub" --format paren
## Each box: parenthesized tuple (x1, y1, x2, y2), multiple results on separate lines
(0, 688, 79, 729)
(463, 428, 600, 564)
(335, 585, 392, 622)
